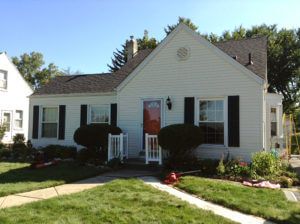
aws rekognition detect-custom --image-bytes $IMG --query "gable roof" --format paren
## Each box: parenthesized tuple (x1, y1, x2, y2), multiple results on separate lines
(32, 49, 152, 96)
(32, 23, 267, 96)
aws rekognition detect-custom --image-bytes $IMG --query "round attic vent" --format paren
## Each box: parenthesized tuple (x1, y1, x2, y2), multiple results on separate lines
(176, 47, 190, 61)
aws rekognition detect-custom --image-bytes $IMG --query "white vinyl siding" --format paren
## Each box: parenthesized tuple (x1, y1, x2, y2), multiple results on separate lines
(118, 28, 264, 160)
(29, 94, 116, 147)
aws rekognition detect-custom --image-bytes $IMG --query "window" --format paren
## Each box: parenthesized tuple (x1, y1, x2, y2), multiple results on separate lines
(90, 105, 109, 123)
(42, 107, 58, 138)
(271, 107, 277, 137)
(2, 112, 11, 132)
(199, 99, 224, 145)
(14, 110, 23, 129)
(0, 70, 7, 89)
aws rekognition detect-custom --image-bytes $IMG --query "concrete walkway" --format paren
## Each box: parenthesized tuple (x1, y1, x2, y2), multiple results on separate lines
(140, 176, 275, 224)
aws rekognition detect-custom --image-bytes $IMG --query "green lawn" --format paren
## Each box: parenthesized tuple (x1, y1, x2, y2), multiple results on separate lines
(0, 179, 236, 224)
(0, 161, 106, 196)
(176, 176, 300, 224)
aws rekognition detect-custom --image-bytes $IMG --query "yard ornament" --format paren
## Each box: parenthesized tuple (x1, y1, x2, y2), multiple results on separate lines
(165, 172, 180, 184)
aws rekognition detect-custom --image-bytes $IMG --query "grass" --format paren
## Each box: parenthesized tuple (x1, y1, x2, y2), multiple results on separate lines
(175, 176, 300, 224)
(0, 161, 106, 196)
(0, 179, 236, 224)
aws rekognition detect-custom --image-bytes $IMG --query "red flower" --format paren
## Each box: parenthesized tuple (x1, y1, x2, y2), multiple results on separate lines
(238, 161, 247, 166)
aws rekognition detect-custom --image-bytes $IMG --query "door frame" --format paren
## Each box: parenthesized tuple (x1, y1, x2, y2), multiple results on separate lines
(140, 98, 165, 151)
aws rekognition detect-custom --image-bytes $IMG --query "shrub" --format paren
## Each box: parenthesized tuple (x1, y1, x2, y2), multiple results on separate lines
(0, 146, 12, 158)
(40, 145, 77, 159)
(216, 155, 225, 177)
(77, 148, 93, 164)
(278, 176, 293, 188)
(291, 133, 300, 154)
(224, 160, 251, 179)
(0, 124, 5, 142)
(74, 124, 122, 151)
(158, 124, 203, 162)
(251, 151, 279, 178)
(11, 134, 36, 160)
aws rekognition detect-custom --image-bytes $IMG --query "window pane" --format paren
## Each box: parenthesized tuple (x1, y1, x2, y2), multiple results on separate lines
(15, 110, 23, 120)
(200, 101, 207, 110)
(15, 120, 22, 128)
(200, 110, 207, 121)
(43, 108, 58, 122)
(216, 111, 223, 121)
(199, 122, 224, 144)
(216, 100, 224, 110)
(3, 113, 11, 132)
(0, 71, 6, 80)
(207, 101, 215, 111)
(207, 111, 215, 121)
(42, 123, 57, 138)
(91, 105, 109, 123)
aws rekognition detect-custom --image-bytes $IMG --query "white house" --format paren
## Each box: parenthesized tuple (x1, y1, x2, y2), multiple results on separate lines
(0, 52, 33, 143)
(28, 24, 283, 162)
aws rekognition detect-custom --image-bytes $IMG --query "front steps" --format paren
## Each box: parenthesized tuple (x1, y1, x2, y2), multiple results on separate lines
(121, 158, 163, 172)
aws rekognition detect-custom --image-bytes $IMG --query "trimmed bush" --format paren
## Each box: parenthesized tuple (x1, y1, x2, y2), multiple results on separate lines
(11, 134, 36, 160)
(158, 124, 203, 155)
(40, 145, 77, 159)
(74, 124, 122, 151)
(0, 145, 12, 158)
(77, 148, 93, 164)
(0, 124, 5, 142)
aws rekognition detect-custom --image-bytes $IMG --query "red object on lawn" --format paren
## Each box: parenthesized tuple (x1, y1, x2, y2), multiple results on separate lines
(35, 160, 56, 169)
(165, 172, 181, 184)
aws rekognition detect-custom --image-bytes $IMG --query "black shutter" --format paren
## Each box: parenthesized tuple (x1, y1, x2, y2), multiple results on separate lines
(32, 105, 39, 139)
(58, 105, 66, 140)
(80, 105, 87, 126)
(184, 97, 195, 124)
(228, 96, 240, 147)
(110, 103, 117, 126)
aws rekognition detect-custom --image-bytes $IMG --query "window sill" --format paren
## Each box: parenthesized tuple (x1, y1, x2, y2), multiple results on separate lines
(199, 144, 227, 149)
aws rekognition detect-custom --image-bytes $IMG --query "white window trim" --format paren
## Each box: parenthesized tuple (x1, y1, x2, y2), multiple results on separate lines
(88, 104, 110, 124)
(40, 106, 59, 139)
(0, 70, 8, 90)
(195, 97, 228, 148)
(14, 110, 23, 130)
(270, 106, 279, 138)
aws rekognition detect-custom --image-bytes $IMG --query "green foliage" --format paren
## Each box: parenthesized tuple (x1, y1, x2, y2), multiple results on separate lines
(216, 155, 225, 176)
(12, 52, 64, 89)
(74, 124, 122, 151)
(107, 157, 121, 169)
(40, 145, 77, 159)
(158, 124, 203, 154)
(224, 160, 251, 179)
(76, 148, 95, 164)
(295, 109, 300, 132)
(0, 146, 12, 158)
(278, 176, 292, 188)
(11, 134, 36, 160)
(164, 17, 199, 35)
(107, 30, 158, 72)
(251, 151, 279, 178)
(0, 124, 6, 142)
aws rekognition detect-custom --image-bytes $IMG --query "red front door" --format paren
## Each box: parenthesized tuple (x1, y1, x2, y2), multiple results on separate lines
(143, 100, 161, 149)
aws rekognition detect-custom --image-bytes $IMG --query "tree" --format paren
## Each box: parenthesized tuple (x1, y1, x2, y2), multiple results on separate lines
(61, 67, 83, 75)
(164, 17, 198, 35)
(107, 30, 158, 72)
(12, 52, 64, 89)
(213, 24, 300, 112)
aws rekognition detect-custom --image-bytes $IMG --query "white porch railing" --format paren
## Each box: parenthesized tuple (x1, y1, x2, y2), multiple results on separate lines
(108, 133, 128, 162)
(145, 133, 162, 165)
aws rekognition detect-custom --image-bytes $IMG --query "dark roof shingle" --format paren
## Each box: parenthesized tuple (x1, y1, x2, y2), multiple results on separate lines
(32, 36, 267, 96)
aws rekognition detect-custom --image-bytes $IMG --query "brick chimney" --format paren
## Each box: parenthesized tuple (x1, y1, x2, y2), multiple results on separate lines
(126, 36, 138, 61)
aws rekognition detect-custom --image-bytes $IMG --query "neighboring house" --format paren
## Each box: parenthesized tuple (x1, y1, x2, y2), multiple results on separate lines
(0, 52, 33, 143)
(29, 23, 283, 161)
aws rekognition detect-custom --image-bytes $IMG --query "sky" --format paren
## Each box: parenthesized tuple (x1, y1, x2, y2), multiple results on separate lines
(1, 0, 300, 74)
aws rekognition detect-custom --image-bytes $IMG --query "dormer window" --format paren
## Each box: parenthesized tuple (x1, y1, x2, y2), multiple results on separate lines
(0, 70, 7, 89)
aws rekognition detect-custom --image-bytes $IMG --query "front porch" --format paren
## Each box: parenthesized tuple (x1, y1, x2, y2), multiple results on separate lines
(108, 133, 163, 165)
